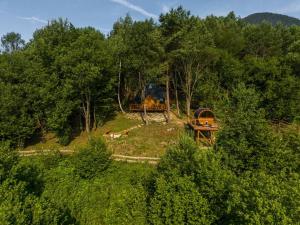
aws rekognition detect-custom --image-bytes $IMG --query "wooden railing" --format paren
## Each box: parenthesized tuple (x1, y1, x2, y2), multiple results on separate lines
(129, 104, 166, 112)
(189, 118, 218, 128)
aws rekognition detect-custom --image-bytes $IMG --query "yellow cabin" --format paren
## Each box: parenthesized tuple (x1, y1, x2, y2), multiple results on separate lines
(129, 96, 166, 112)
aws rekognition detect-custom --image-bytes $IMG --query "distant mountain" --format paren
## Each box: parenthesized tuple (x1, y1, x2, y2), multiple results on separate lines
(243, 12, 300, 26)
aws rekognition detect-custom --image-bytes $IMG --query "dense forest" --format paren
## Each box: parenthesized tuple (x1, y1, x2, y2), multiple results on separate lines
(0, 7, 300, 225)
(244, 12, 300, 26)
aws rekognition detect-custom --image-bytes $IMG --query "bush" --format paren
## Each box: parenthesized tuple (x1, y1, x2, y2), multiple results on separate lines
(153, 135, 234, 224)
(0, 179, 38, 225)
(216, 84, 275, 173)
(57, 126, 72, 146)
(0, 141, 19, 183)
(72, 138, 111, 179)
(149, 174, 213, 225)
(224, 172, 300, 224)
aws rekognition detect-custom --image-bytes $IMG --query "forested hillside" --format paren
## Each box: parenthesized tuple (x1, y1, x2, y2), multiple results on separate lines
(0, 7, 300, 225)
(244, 12, 300, 26)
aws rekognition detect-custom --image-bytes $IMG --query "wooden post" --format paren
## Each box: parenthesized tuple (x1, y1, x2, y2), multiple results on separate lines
(144, 104, 148, 125)
(166, 69, 170, 123)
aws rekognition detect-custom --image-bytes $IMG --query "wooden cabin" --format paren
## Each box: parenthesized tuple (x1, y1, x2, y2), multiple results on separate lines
(188, 108, 218, 145)
(130, 95, 166, 112)
(129, 84, 166, 112)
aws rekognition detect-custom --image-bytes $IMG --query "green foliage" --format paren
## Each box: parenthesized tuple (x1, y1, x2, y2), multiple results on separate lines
(149, 175, 212, 225)
(72, 138, 112, 179)
(276, 126, 300, 173)
(1, 8, 299, 145)
(153, 136, 234, 223)
(0, 52, 42, 147)
(38, 161, 150, 225)
(0, 7, 300, 225)
(243, 56, 299, 121)
(56, 126, 72, 146)
(10, 157, 45, 195)
(244, 12, 300, 26)
(1, 32, 25, 52)
(0, 179, 38, 225)
(216, 84, 276, 173)
(225, 172, 300, 224)
(0, 142, 18, 182)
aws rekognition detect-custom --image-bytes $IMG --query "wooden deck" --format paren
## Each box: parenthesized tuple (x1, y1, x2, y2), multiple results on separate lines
(188, 123, 218, 131)
(129, 104, 166, 112)
(187, 119, 218, 145)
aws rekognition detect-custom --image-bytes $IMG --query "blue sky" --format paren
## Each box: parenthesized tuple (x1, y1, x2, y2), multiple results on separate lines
(1, 0, 300, 41)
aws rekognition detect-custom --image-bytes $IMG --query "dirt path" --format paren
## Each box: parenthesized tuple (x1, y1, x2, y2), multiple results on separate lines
(19, 149, 160, 164)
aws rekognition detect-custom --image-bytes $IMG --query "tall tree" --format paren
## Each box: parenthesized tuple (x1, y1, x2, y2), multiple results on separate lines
(109, 15, 133, 113)
(159, 7, 191, 116)
(171, 17, 217, 117)
(216, 84, 276, 174)
(1, 32, 25, 53)
(61, 27, 114, 133)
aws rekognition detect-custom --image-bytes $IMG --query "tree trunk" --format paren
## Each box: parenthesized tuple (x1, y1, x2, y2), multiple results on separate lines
(175, 88, 180, 116)
(166, 72, 170, 123)
(173, 72, 180, 117)
(118, 60, 125, 114)
(93, 105, 97, 130)
(83, 93, 91, 134)
(186, 96, 191, 121)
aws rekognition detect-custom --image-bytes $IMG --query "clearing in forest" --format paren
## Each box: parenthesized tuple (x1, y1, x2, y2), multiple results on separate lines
(24, 113, 185, 157)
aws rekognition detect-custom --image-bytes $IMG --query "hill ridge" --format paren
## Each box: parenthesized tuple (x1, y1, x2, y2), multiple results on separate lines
(243, 12, 300, 26)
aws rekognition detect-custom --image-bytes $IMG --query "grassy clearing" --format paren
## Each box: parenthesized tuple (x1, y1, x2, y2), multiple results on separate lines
(24, 114, 141, 151)
(107, 122, 183, 157)
(24, 113, 185, 157)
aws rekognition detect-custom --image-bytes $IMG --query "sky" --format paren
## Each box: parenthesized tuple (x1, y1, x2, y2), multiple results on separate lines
(0, 0, 300, 41)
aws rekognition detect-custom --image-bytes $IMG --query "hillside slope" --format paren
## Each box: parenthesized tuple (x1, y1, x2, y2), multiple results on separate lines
(244, 12, 300, 26)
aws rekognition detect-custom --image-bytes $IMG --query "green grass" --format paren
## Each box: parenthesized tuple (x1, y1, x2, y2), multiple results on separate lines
(24, 113, 184, 157)
(24, 114, 141, 151)
(107, 122, 183, 157)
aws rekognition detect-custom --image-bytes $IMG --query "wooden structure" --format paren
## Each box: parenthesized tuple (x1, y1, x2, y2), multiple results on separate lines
(188, 108, 218, 145)
(130, 96, 166, 112)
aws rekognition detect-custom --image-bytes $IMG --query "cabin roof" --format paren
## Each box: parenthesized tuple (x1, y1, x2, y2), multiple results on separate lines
(194, 108, 215, 118)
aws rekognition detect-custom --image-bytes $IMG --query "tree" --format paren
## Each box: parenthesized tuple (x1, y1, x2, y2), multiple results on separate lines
(159, 7, 192, 120)
(149, 175, 212, 225)
(155, 136, 234, 223)
(61, 27, 114, 133)
(0, 51, 44, 147)
(216, 84, 276, 174)
(171, 17, 217, 117)
(243, 56, 299, 121)
(1, 32, 25, 53)
(0, 142, 18, 183)
(243, 22, 283, 57)
(225, 172, 300, 224)
(109, 14, 133, 113)
(29, 19, 80, 144)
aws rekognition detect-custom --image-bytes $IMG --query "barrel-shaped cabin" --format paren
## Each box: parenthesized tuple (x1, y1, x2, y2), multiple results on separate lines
(188, 108, 218, 145)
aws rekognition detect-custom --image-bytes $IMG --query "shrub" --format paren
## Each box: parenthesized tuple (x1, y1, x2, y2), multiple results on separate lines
(216, 84, 275, 173)
(0, 141, 19, 183)
(149, 174, 212, 225)
(72, 138, 111, 179)
(153, 135, 234, 223)
(224, 172, 300, 224)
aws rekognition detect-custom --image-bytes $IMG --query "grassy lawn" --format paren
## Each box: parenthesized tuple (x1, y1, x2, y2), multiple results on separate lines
(24, 113, 185, 157)
(107, 122, 183, 157)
